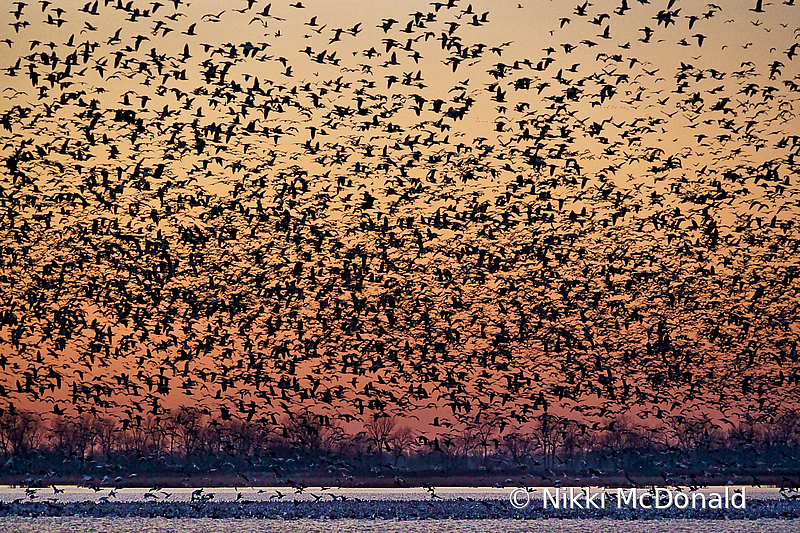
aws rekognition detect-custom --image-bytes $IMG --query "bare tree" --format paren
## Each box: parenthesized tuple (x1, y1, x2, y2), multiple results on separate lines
(531, 413, 564, 468)
(389, 425, 416, 466)
(0, 410, 43, 457)
(94, 416, 117, 460)
(365, 414, 396, 461)
(472, 419, 497, 464)
(501, 431, 536, 463)
(171, 407, 205, 457)
(283, 411, 341, 453)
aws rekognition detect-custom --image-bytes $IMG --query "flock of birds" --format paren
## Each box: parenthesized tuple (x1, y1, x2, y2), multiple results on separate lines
(0, 0, 799, 460)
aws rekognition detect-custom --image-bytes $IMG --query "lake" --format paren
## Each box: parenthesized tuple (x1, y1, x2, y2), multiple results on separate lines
(1, 517, 799, 533)
(0, 485, 786, 503)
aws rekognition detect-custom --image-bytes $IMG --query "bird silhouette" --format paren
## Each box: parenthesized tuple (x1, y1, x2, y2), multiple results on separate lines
(0, 0, 797, 499)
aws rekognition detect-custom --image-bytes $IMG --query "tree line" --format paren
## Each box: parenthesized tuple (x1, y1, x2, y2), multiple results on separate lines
(1, 407, 798, 486)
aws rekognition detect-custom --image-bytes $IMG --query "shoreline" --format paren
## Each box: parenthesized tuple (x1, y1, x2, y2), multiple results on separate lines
(0, 499, 798, 520)
(1, 473, 793, 490)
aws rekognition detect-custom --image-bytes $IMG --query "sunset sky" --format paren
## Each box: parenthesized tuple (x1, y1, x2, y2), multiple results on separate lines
(0, 0, 798, 440)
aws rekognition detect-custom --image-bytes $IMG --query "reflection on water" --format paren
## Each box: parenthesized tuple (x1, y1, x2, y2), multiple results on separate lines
(1, 517, 799, 533)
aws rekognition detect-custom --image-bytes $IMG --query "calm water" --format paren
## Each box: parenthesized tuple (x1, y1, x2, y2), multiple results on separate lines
(0, 486, 509, 503)
(0, 517, 799, 533)
(0, 485, 785, 503)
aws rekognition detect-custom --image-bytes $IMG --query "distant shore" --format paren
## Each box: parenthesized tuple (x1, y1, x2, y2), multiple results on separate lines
(0, 473, 792, 490)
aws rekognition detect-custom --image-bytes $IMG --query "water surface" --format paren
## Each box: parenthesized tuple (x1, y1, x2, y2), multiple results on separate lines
(0, 485, 784, 503)
(1, 517, 799, 533)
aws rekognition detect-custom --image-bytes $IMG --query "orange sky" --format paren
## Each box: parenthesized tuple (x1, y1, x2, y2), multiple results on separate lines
(0, 0, 799, 440)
